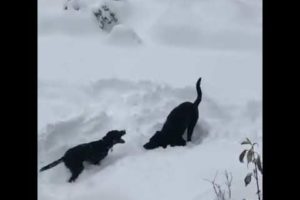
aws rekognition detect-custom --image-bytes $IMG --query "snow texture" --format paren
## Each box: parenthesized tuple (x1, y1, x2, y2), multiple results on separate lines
(38, 0, 262, 200)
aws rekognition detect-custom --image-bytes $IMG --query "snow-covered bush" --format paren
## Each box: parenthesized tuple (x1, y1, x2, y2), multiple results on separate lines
(93, 4, 119, 31)
(62, 0, 126, 32)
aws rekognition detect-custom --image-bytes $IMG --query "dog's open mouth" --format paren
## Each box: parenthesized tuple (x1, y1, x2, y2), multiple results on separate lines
(114, 130, 126, 144)
(118, 138, 125, 143)
(119, 131, 126, 143)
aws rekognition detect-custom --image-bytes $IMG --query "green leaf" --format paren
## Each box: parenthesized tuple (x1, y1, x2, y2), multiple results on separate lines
(239, 150, 248, 163)
(241, 138, 252, 145)
(252, 142, 258, 147)
(244, 173, 252, 186)
(247, 150, 254, 165)
(256, 155, 263, 174)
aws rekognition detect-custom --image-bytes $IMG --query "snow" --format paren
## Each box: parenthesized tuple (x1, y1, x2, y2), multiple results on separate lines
(106, 24, 142, 45)
(38, 0, 262, 200)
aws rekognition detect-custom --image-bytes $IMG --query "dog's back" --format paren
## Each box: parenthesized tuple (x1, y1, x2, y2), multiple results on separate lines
(63, 141, 108, 165)
(162, 78, 202, 136)
(163, 78, 202, 134)
(161, 102, 195, 136)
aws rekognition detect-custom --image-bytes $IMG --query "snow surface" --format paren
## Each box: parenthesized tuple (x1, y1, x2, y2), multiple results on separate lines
(38, 0, 262, 200)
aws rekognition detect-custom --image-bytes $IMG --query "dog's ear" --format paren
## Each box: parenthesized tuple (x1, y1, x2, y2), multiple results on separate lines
(106, 130, 116, 135)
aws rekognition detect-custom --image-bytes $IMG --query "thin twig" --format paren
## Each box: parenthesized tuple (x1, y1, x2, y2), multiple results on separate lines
(224, 170, 233, 199)
(204, 171, 231, 200)
(254, 163, 261, 200)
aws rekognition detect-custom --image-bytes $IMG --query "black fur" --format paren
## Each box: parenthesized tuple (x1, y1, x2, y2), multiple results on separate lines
(40, 130, 126, 182)
(143, 78, 202, 150)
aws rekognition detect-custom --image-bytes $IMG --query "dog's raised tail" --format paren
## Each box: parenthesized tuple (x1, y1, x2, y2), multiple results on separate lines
(39, 157, 64, 172)
(193, 77, 202, 107)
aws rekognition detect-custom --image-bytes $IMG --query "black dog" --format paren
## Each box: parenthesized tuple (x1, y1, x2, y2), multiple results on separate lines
(40, 130, 126, 182)
(143, 78, 202, 150)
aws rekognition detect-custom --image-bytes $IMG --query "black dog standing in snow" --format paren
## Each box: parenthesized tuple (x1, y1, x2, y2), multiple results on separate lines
(143, 78, 202, 150)
(40, 130, 126, 182)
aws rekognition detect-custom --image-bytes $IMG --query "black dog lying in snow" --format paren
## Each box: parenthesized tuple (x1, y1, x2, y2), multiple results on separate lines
(143, 78, 202, 150)
(40, 130, 126, 182)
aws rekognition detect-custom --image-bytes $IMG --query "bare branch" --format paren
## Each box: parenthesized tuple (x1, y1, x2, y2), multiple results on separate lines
(204, 171, 232, 200)
(224, 170, 233, 199)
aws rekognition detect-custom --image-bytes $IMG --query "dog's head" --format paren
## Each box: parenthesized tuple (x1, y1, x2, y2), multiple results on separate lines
(103, 130, 126, 145)
(143, 131, 167, 150)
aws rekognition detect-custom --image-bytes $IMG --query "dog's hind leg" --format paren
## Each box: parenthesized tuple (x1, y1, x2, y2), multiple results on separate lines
(187, 112, 199, 142)
(170, 137, 186, 147)
(68, 163, 84, 183)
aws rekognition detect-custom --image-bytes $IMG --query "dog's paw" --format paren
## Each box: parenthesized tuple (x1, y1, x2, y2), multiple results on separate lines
(68, 177, 76, 183)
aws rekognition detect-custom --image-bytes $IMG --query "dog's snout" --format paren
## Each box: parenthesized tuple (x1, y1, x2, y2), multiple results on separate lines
(143, 143, 151, 149)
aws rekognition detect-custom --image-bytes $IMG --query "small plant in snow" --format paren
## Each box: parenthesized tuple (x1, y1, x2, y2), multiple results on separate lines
(239, 138, 262, 200)
(204, 170, 233, 200)
(93, 4, 118, 31)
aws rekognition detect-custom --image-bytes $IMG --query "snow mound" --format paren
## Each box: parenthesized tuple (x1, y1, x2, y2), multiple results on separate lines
(38, 79, 261, 200)
(38, 78, 261, 160)
(106, 25, 142, 45)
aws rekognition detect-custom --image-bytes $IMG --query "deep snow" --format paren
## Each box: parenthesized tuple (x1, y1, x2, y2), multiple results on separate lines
(38, 0, 262, 200)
